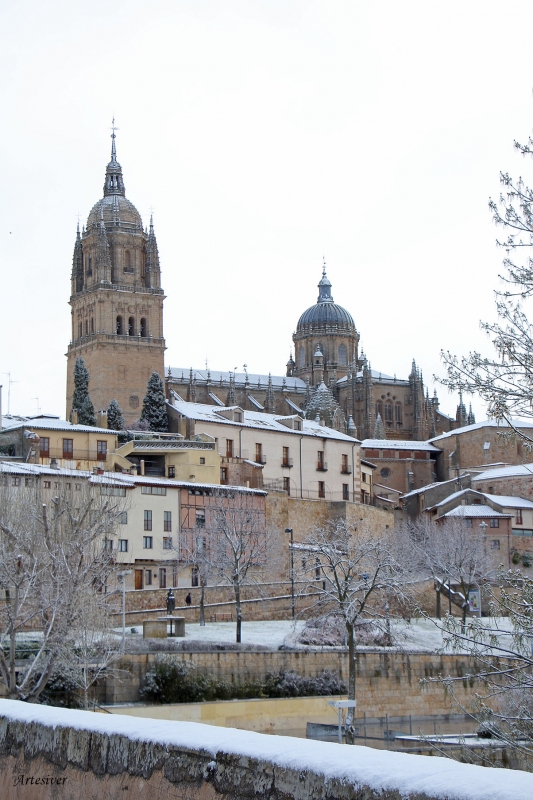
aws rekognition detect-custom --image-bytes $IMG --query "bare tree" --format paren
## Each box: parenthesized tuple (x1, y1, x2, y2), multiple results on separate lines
(440, 127, 533, 443)
(206, 488, 274, 643)
(298, 519, 411, 742)
(407, 517, 492, 630)
(0, 477, 125, 702)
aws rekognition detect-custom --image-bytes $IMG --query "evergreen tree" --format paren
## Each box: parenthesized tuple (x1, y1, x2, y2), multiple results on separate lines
(373, 413, 386, 439)
(72, 358, 96, 426)
(140, 372, 168, 432)
(107, 399, 125, 431)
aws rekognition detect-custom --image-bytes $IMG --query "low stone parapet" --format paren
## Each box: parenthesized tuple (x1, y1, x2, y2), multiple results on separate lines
(0, 700, 532, 799)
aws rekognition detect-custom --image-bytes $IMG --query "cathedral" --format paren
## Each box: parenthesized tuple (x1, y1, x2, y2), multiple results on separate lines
(67, 134, 470, 440)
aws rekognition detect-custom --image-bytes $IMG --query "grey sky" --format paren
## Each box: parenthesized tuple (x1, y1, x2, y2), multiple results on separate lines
(2, 0, 533, 421)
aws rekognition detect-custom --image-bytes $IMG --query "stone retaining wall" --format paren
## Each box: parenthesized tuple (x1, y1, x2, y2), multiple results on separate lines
(0, 700, 531, 799)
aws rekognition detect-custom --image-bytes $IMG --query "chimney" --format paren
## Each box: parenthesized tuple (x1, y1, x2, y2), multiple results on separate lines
(97, 410, 108, 429)
(50, 458, 60, 470)
(70, 410, 79, 425)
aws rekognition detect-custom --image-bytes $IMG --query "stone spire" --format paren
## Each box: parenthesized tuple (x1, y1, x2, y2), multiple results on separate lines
(145, 214, 161, 288)
(187, 368, 196, 402)
(467, 403, 476, 426)
(227, 372, 236, 406)
(71, 221, 84, 294)
(103, 118, 125, 197)
(95, 207, 112, 283)
(456, 391, 468, 428)
(264, 373, 275, 413)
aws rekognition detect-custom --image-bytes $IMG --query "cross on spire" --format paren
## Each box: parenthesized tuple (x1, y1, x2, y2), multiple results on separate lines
(109, 116, 119, 161)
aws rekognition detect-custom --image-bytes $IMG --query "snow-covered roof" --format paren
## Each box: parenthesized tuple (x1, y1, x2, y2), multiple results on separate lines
(168, 368, 307, 392)
(484, 494, 533, 510)
(443, 505, 511, 519)
(336, 368, 403, 384)
(429, 419, 533, 443)
(0, 462, 266, 495)
(400, 477, 459, 500)
(0, 417, 113, 435)
(429, 488, 486, 510)
(169, 400, 360, 443)
(361, 439, 440, 452)
(472, 463, 533, 482)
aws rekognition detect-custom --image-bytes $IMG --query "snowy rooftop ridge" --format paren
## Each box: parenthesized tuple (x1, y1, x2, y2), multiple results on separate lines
(429, 418, 533, 443)
(443, 505, 511, 519)
(361, 439, 440, 452)
(0, 416, 112, 434)
(472, 463, 533, 481)
(0, 700, 532, 800)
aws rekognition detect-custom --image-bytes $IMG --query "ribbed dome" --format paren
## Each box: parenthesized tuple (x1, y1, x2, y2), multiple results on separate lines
(297, 265, 355, 330)
(86, 195, 142, 229)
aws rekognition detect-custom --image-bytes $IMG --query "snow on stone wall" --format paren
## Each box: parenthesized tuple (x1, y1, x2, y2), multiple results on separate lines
(0, 700, 532, 799)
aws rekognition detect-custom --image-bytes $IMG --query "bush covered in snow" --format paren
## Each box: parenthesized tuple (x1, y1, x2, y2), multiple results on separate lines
(297, 615, 390, 647)
(140, 657, 345, 704)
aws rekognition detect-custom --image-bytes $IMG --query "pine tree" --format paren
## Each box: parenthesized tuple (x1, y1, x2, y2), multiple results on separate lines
(72, 358, 96, 426)
(140, 372, 168, 432)
(107, 399, 125, 431)
(373, 413, 386, 439)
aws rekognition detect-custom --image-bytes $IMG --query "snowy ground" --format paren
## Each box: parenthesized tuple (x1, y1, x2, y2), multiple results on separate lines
(125, 617, 518, 653)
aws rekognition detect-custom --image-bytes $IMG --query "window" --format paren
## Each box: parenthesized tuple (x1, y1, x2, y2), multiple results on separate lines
(516, 510, 523, 525)
(343, 484, 350, 501)
(395, 404, 403, 424)
(144, 510, 152, 531)
(128, 316, 135, 336)
(25, 478, 31, 486)
(12, 478, 20, 487)
(63, 438, 73, 458)
(491, 539, 501, 550)
(375, 401, 382, 419)
(384, 402, 393, 423)
(75, 483, 81, 490)
(87, 255, 92, 276)
(97, 440, 107, 460)
(490, 519, 500, 528)
(143, 536, 153, 549)
(145, 569, 152, 585)
(118, 511, 128, 524)
(220, 467, 228, 484)
(66, 483, 71, 489)
(191, 567, 199, 587)
(255, 443, 263, 463)
(159, 568, 167, 588)
(140, 317, 147, 337)
(164, 511, 172, 532)
(163, 537, 173, 550)
(101, 486, 126, 496)
(168, 466, 175, 478)
(380, 467, 390, 478)
(124, 250, 132, 271)
(196, 511, 206, 528)
(315, 558, 321, 580)
(141, 486, 167, 495)
(116, 315, 123, 334)
(341, 454, 351, 474)
(338, 344, 347, 365)
(282, 446, 290, 467)
(465, 519, 473, 528)
(234, 411, 242, 422)
(318, 481, 325, 499)
(196, 535, 206, 553)
(362, 472, 367, 483)
(103, 539, 113, 551)
(226, 439, 233, 458)
(118, 539, 128, 552)
(200, 457, 205, 465)
(283, 477, 290, 495)
(317, 451, 326, 471)
(40, 437, 50, 457)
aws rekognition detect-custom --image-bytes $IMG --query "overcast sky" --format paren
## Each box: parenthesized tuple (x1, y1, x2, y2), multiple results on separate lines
(2, 0, 533, 422)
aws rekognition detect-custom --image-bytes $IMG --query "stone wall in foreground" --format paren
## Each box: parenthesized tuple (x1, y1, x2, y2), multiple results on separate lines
(0, 701, 531, 800)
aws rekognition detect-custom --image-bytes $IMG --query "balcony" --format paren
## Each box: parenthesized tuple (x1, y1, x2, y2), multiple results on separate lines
(282, 458, 293, 468)
(316, 461, 328, 472)
(341, 465, 352, 474)
(256, 454, 267, 465)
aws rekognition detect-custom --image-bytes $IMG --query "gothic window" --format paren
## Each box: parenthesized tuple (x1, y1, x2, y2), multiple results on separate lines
(85, 320, 88, 336)
(128, 316, 135, 336)
(299, 347, 305, 367)
(140, 317, 147, 337)
(395, 403, 403, 424)
(116, 316, 123, 335)
(87, 256, 92, 276)
(78, 322, 82, 339)
(124, 250, 133, 273)
(338, 344, 347, 365)
(375, 401, 382, 419)
(384, 401, 393, 422)
(90, 318, 94, 334)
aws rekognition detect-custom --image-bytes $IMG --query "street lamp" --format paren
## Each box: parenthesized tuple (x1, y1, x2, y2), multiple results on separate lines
(285, 528, 295, 619)
(117, 570, 133, 654)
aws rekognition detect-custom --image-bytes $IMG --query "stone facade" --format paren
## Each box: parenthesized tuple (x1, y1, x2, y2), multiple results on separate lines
(361, 441, 439, 496)
(66, 133, 165, 425)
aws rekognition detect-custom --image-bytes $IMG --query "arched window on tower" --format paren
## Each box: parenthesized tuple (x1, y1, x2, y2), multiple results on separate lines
(140, 318, 147, 337)
(384, 401, 393, 423)
(116, 316, 123, 335)
(395, 403, 403, 425)
(299, 347, 305, 367)
(128, 316, 135, 336)
(338, 344, 347, 365)
(124, 250, 133, 273)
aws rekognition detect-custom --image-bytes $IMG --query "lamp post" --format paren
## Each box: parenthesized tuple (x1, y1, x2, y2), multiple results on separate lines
(285, 528, 295, 619)
(117, 570, 133, 654)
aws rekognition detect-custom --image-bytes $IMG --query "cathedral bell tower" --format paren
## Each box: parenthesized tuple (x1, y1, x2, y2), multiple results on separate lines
(66, 127, 166, 424)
